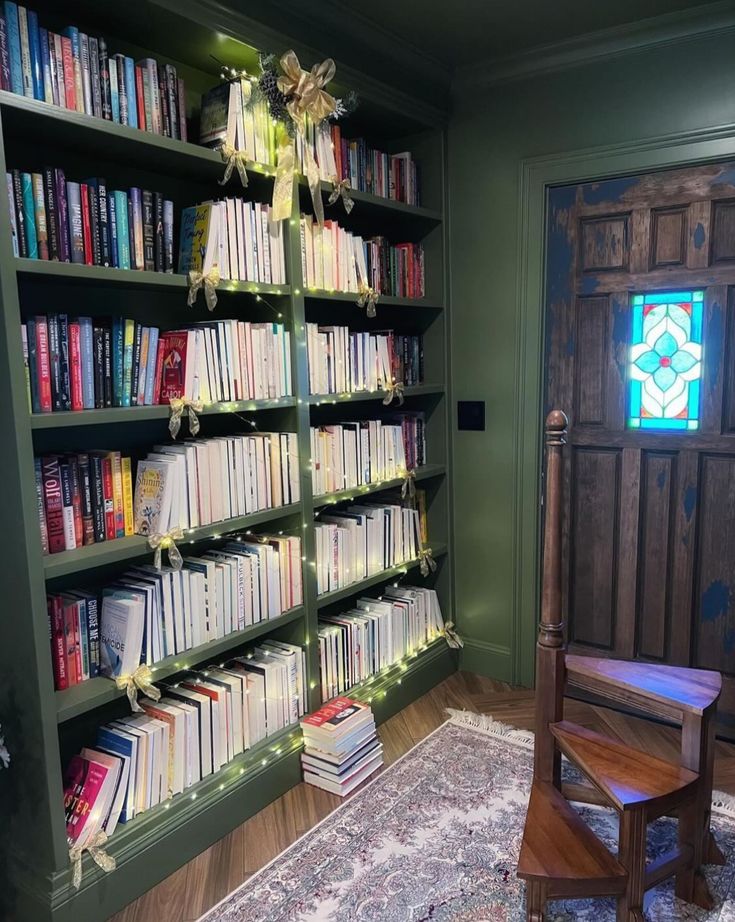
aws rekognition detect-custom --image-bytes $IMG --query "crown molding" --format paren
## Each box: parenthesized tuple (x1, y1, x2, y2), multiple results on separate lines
(453, 1, 735, 91)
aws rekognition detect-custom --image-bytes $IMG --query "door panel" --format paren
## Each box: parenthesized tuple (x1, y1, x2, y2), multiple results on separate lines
(544, 160, 735, 732)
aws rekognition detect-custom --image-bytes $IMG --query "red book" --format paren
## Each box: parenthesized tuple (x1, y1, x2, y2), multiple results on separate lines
(61, 36, 75, 111)
(152, 334, 165, 404)
(301, 697, 368, 731)
(71, 601, 83, 682)
(158, 330, 188, 402)
(69, 321, 83, 410)
(135, 65, 146, 130)
(63, 598, 78, 686)
(63, 754, 109, 846)
(35, 316, 52, 412)
(80, 184, 93, 265)
(101, 454, 115, 540)
(41, 455, 66, 554)
(48, 594, 68, 691)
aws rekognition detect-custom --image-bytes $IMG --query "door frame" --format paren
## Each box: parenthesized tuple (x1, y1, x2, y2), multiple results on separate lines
(513, 121, 735, 688)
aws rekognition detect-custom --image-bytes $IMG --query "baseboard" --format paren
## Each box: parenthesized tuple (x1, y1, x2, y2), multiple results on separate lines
(459, 638, 514, 682)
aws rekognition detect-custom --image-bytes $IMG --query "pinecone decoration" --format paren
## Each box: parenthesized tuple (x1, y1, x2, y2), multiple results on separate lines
(258, 70, 290, 124)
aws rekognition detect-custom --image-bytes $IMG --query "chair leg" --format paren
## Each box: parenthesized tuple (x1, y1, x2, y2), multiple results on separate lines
(681, 709, 720, 867)
(675, 797, 716, 910)
(617, 809, 647, 922)
(525, 881, 546, 921)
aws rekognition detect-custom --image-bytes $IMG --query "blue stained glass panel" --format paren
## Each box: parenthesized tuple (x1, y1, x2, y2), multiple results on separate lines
(628, 291, 703, 430)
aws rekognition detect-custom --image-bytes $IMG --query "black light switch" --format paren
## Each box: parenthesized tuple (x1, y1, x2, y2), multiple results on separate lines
(457, 400, 485, 431)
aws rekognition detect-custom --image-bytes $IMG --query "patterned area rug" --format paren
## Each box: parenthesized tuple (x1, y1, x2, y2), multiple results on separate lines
(198, 712, 735, 921)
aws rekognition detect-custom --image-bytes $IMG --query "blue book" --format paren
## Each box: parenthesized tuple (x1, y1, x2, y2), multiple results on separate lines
(79, 316, 95, 409)
(26, 9, 41, 99)
(113, 190, 130, 269)
(2, 2, 21, 94)
(76, 596, 90, 679)
(124, 56, 137, 128)
(38, 25, 51, 102)
(143, 326, 159, 405)
(20, 171, 37, 259)
(108, 54, 119, 122)
(107, 190, 119, 268)
(95, 727, 136, 822)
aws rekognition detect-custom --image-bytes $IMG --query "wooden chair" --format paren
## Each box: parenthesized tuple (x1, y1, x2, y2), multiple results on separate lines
(517, 410, 724, 922)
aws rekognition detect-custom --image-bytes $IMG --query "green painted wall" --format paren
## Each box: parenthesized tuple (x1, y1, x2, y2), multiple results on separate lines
(448, 30, 735, 684)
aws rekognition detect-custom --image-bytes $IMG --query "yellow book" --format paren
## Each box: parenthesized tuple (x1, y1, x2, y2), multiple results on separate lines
(121, 456, 134, 537)
(110, 451, 125, 538)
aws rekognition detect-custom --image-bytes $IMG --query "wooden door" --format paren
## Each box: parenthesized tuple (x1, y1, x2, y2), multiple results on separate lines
(544, 162, 735, 732)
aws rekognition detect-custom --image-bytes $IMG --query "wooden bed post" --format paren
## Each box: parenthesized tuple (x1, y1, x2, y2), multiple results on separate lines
(534, 410, 567, 787)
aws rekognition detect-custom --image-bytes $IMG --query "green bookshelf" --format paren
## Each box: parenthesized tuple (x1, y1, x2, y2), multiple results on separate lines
(0, 3, 453, 920)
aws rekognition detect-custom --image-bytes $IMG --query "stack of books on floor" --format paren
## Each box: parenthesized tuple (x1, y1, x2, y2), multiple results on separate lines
(300, 697, 383, 796)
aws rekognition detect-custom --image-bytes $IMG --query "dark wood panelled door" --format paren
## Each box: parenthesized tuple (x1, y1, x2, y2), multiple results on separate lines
(544, 161, 735, 733)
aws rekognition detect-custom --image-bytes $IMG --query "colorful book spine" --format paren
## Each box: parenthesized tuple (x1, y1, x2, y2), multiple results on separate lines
(17, 5, 32, 98)
(26, 7, 41, 99)
(55, 167, 70, 261)
(41, 455, 64, 553)
(20, 170, 37, 258)
(122, 317, 134, 406)
(66, 180, 84, 264)
(108, 54, 118, 122)
(121, 456, 134, 536)
(31, 173, 48, 259)
(124, 55, 137, 129)
(2, 2, 22, 94)
(34, 314, 52, 412)
(98, 36, 111, 119)
(34, 456, 48, 554)
(80, 317, 95, 409)
(163, 198, 173, 272)
(113, 190, 129, 269)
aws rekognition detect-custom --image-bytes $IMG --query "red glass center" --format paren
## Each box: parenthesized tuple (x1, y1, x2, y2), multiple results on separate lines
(659, 356, 672, 367)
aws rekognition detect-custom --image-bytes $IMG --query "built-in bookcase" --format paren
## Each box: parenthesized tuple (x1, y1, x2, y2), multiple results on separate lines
(0, 2, 453, 919)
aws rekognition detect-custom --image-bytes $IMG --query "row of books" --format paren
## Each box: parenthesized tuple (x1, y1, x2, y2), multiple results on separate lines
(156, 320, 293, 405)
(315, 501, 423, 595)
(329, 124, 419, 206)
(133, 432, 300, 537)
(301, 698, 383, 796)
(36, 452, 134, 555)
(306, 325, 423, 395)
(318, 586, 444, 701)
(310, 417, 425, 496)
(1, 4, 187, 138)
(7, 167, 174, 269)
(64, 641, 306, 851)
(199, 78, 276, 167)
(178, 199, 286, 286)
(48, 533, 303, 691)
(23, 315, 292, 413)
(299, 215, 425, 299)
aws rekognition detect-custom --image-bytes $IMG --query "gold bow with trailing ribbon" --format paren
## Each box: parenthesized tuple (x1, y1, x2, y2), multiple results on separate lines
(272, 51, 336, 225)
(328, 176, 354, 214)
(357, 284, 379, 319)
(218, 141, 249, 188)
(382, 381, 404, 407)
(419, 546, 437, 578)
(115, 664, 161, 714)
(441, 621, 464, 649)
(168, 397, 204, 439)
(147, 527, 184, 571)
(187, 267, 220, 311)
(401, 469, 416, 504)
(69, 830, 116, 891)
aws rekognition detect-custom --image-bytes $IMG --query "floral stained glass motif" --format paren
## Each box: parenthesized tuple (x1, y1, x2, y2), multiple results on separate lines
(628, 290, 704, 430)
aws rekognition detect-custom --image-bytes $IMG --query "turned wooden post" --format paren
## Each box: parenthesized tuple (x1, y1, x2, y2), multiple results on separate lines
(534, 410, 568, 786)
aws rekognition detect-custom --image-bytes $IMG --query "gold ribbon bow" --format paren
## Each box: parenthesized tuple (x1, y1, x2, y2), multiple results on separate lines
(69, 830, 116, 891)
(440, 620, 464, 650)
(168, 397, 204, 439)
(401, 469, 416, 504)
(187, 267, 220, 311)
(147, 527, 184, 571)
(218, 141, 249, 188)
(382, 381, 404, 406)
(114, 663, 161, 714)
(328, 176, 354, 214)
(272, 51, 336, 225)
(419, 546, 437, 578)
(357, 284, 379, 319)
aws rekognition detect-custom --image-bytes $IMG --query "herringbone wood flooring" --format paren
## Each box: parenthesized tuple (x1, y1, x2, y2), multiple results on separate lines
(109, 671, 735, 922)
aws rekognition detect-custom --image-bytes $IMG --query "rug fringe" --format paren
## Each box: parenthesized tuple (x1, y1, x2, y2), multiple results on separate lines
(712, 790, 735, 819)
(446, 709, 535, 750)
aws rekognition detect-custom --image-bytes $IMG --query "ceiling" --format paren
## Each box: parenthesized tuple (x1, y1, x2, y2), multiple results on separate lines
(329, 0, 722, 68)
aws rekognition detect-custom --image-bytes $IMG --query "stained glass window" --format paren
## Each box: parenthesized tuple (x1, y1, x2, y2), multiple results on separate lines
(628, 290, 703, 431)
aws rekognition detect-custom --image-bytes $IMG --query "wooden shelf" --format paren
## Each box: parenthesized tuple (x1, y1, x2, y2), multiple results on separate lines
(313, 462, 445, 507)
(43, 503, 302, 579)
(304, 176, 442, 224)
(303, 288, 443, 309)
(29, 397, 297, 430)
(315, 541, 448, 609)
(56, 605, 305, 722)
(306, 384, 444, 406)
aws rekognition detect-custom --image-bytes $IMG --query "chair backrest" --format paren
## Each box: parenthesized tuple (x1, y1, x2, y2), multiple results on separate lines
(534, 410, 568, 786)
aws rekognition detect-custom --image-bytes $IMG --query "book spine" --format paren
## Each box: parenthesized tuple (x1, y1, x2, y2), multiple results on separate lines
(60, 35, 74, 109)
(20, 171, 37, 258)
(35, 315, 52, 412)
(101, 454, 115, 539)
(38, 24, 51, 102)
(80, 317, 95, 409)
(98, 36, 111, 119)
(146, 59, 160, 133)
(11, 169, 26, 258)
(25, 10, 40, 97)
(42, 168, 58, 260)
(54, 168, 70, 261)
(87, 182, 101, 266)
(112, 317, 123, 405)
(143, 326, 158, 405)
(17, 5, 32, 98)
(163, 199, 173, 272)
(158, 65, 170, 138)
(79, 32, 91, 114)
(97, 177, 109, 266)
(134, 63, 145, 129)
(34, 456, 48, 553)
(68, 456, 83, 546)
(102, 323, 112, 407)
(77, 453, 95, 545)
(49, 595, 67, 690)
(63, 26, 82, 113)
(47, 312, 60, 410)
(88, 35, 101, 118)
(57, 313, 70, 409)
(58, 460, 76, 550)
(164, 64, 178, 140)
(89, 454, 105, 542)
(130, 186, 143, 269)
(66, 181, 84, 264)
(77, 598, 89, 680)
(21, 322, 30, 410)
(107, 189, 118, 268)
(6, 172, 17, 256)
(142, 189, 154, 271)
(152, 333, 164, 404)
(122, 318, 134, 405)
(113, 190, 130, 269)
(93, 324, 104, 408)
(177, 77, 187, 141)
(31, 172, 48, 260)
(47, 30, 59, 106)
(68, 320, 83, 410)
(86, 595, 99, 676)
(121, 456, 134, 536)
(79, 182, 93, 265)
(52, 34, 65, 108)
(124, 56, 137, 129)
(26, 316, 39, 412)
(110, 452, 125, 537)
(152, 192, 163, 272)
(41, 455, 65, 552)
(108, 54, 118, 121)
(130, 321, 142, 405)
(3, 2, 22, 94)
(113, 53, 126, 124)
(72, 601, 82, 680)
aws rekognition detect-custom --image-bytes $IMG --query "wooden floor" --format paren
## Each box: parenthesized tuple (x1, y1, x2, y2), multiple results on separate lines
(110, 670, 735, 922)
